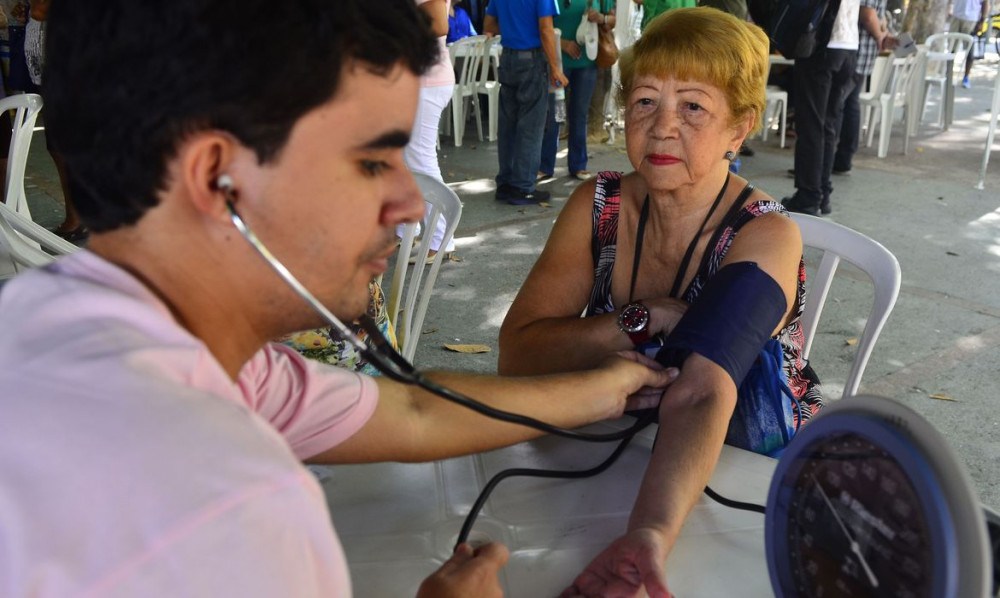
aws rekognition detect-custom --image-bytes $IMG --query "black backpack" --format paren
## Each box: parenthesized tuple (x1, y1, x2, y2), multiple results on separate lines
(748, 0, 842, 59)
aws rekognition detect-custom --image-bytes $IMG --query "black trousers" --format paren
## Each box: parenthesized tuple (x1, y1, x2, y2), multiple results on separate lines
(792, 49, 858, 208)
(834, 72, 867, 172)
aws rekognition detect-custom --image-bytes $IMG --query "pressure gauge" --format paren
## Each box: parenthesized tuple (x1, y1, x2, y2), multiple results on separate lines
(765, 396, 991, 597)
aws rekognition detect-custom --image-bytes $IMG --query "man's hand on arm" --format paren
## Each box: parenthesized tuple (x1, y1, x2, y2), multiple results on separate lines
(417, 543, 509, 598)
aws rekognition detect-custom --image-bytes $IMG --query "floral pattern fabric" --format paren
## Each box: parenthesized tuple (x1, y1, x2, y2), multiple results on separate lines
(278, 280, 397, 377)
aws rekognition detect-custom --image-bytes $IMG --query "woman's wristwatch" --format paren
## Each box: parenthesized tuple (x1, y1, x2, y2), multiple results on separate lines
(618, 302, 652, 345)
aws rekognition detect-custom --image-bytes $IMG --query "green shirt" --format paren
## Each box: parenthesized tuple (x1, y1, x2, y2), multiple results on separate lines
(640, 0, 696, 31)
(556, 0, 614, 70)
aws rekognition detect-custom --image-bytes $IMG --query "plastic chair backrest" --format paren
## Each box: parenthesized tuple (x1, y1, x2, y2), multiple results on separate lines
(475, 36, 498, 88)
(0, 199, 78, 275)
(866, 55, 892, 96)
(0, 93, 78, 276)
(387, 173, 463, 362)
(1, 93, 43, 217)
(925, 32, 975, 77)
(886, 54, 918, 104)
(449, 35, 486, 97)
(789, 213, 901, 399)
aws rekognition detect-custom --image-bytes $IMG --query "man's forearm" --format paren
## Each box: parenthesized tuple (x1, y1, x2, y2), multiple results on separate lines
(539, 17, 561, 74)
(859, 6, 882, 40)
(484, 14, 500, 36)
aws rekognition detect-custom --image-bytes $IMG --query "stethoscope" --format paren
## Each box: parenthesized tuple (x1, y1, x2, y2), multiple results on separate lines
(217, 174, 668, 547)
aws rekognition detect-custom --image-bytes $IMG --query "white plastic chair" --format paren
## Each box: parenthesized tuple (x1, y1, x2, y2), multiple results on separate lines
(863, 54, 919, 158)
(760, 86, 787, 148)
(0, 94, 77, 277)
(790, 213, 901, 398)
(2, 93, 43, 218)
(921, 32, 974, 128)
(387, 173, 463, 362)
(475, 36, 501, 142)
(444, 35, 487, 147)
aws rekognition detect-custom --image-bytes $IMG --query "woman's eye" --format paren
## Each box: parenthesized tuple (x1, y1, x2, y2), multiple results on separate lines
(684, 102, 703, 112)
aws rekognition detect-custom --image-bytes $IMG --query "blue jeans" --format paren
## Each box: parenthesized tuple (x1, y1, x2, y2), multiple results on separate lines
(496, 49, 549, 193)
(540, 65, 598, 176)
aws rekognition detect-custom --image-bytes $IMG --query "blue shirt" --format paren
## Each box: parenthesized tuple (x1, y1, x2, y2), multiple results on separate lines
(486, 0, 560, 50)
(447, 7, 478, 43)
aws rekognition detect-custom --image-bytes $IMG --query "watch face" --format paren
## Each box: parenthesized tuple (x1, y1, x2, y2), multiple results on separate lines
(781, 432, 934, 598)
(620, 304, 649, 333)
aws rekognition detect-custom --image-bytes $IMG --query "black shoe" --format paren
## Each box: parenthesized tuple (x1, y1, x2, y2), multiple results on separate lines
(739, 144, 755, 157)
(820, 196, 831, 215)
(786, 168, 795, 178)
(495, 183, 517, 201)
(832, 167, 851, 176)
(506, 188, 550, 205)
(781, 195, 820, 216)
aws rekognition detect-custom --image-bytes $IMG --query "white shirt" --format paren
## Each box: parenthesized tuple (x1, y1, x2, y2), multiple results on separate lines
(0, 251, 379, 597)
(828, 0, 861, 50)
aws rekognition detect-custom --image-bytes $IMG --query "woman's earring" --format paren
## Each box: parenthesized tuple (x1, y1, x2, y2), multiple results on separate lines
(724, 150, 737, 161)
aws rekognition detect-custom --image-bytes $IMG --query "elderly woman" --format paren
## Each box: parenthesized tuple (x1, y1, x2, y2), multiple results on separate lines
(499, 8, 821, 595)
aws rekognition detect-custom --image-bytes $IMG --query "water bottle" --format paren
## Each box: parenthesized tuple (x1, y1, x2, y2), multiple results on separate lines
(551, 27, 566, 123)
(729, 157, 741, 174)
(554, 87, 567, 123)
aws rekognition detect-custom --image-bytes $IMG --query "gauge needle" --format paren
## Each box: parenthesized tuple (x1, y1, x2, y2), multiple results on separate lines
(812, 475, 880, 589)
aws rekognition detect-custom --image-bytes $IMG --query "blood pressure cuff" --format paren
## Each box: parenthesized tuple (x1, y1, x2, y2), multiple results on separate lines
(653, 261, 787, 387)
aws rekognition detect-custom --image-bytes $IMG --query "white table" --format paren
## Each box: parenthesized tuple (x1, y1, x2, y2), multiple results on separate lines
(318, 419, 777, 597)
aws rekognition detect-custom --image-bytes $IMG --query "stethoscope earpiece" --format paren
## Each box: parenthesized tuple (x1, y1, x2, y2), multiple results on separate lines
(217, 174, 235, 192)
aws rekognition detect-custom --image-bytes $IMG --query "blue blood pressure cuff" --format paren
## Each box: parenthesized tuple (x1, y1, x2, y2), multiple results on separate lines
(654, 261, 787, 386)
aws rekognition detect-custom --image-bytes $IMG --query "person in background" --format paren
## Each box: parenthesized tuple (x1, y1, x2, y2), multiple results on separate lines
(948, 0, 989, 88)
(398, 0, 457, 263)
(832, 0, 897, 175)
(448, 0, 477, 43)
(539, 0, 615, 182)
(0, 1, 677, 595)
(23, 0, 86, 240)
(634, 0, 696, 32)
(781, 0, 860, 216)
(485, 0, 568, 205)
(500, 9, 820, 594)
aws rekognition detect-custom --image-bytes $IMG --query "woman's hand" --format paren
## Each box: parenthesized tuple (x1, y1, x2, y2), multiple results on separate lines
(587, 8, 603, 22)
(417, 543, 509, 598)
(559, 528, 673, 598)
(562, 38, 583, 60)
(644, 297, 688, 338)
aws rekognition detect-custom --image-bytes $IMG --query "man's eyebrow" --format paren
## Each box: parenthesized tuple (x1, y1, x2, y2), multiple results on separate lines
(357, 130, 411, 150)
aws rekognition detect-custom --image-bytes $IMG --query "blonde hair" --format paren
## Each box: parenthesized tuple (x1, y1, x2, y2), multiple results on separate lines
(617, 7, 769, 134)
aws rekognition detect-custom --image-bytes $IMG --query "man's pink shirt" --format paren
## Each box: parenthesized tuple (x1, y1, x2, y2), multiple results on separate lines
(0, 250, 379, 597)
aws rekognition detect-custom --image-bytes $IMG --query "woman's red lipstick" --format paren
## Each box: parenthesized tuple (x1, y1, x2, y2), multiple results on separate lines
(647, 153, 681, 166)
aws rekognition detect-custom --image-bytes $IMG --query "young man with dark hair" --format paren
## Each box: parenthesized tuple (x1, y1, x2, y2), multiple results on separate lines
(0, 1, 674, 595)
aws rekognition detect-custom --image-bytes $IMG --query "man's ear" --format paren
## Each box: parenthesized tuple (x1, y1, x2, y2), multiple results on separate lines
(174, 131, 242, 224)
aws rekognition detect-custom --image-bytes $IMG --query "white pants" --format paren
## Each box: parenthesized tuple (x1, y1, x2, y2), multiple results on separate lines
(398, 83, 455, 252)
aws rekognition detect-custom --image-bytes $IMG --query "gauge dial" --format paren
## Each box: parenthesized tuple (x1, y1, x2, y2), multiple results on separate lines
(783, 432, 932, 597)
(766, 398, 991, 598)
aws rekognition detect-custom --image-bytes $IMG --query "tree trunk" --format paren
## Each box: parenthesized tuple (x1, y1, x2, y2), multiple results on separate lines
(902, 0, 950, 43)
